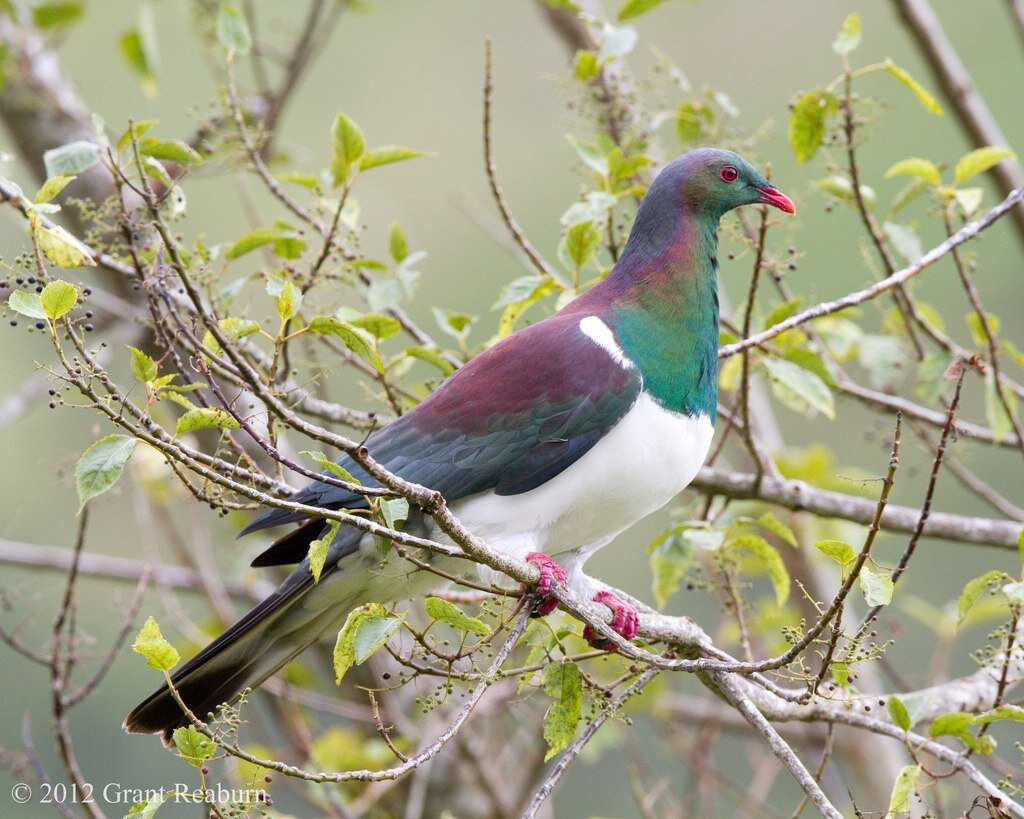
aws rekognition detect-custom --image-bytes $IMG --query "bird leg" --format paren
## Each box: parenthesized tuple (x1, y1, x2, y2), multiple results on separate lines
(524, 552, 567, 617)
(582, 590, 640, 650)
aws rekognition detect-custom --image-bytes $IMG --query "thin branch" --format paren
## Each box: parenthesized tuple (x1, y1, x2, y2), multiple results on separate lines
(719, 184, 1024, 359)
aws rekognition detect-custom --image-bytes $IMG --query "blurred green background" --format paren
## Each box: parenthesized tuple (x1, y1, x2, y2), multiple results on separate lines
(1, 1, 1022, 816)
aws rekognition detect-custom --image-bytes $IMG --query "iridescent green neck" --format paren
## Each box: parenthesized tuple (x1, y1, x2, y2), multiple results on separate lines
(606, 217, 720, 420)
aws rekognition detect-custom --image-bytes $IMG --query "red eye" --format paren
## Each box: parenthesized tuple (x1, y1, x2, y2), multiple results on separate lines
(720, 165, 739, 183)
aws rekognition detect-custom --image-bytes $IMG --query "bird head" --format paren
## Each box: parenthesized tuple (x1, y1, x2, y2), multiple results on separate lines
(670, 148, 795, 218)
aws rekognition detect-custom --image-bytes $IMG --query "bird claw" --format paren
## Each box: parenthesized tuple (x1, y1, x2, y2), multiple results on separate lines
(583, 591, 640, 650)
(524, 552, 567, 617)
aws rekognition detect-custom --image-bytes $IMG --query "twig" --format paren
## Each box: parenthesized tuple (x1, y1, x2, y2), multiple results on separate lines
(720, 184, 1024, 359)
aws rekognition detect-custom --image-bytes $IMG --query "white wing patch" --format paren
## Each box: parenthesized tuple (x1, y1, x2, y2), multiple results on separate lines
(578, 315, 633, 370)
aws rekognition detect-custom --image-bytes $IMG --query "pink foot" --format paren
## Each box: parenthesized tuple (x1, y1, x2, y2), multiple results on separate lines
(583, 591, 640, 650)
(524, 552, 567, 617)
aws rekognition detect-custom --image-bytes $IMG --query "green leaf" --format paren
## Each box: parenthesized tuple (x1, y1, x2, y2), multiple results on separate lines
(832, 13, 861, 55)
(762, 297, 804, 331)
(574, 49, 599, 81)
(788, 88, 838, 164)
(984, 372, 1018, 442)
(753, 512, 798, 548)
(379, 497, 409, 530)
(116, 119, 157, 154)
(201, 317, 261, 357)
(308, 520, 340, 583)
(884, 157, 941, 186)
(35, 173, 76, 204)
(358, 145, 424, 171)
(75, 434, 137, 511)
(330, 112, 366, 186)
(815, 175, 875, 206)
(884, 61, 942, 114)
(424, 597, 489, 636)
(274, 280, 302, 322)
(127, 345, 158, 382)
(32, 219, 96, 268)
(887, 765, 920, 817)
(563, 220, 602, 268)
(301, 450, 361, 485)
(957, 570, 1007, 627)
(975, 704, 1024, 724)
(542, 661, 583, 760)
(888, 696, 912, 731)
(175, 407, 240, 435)
(729, 534, 790, 605)
(307, 315, 382, 373)
(172, 726, 215, 768)
(859, 564, 894, 606)
(120, 29, 158, 97)
(350, 312, 402, 339)
(388, 221, 408, 262)
(39, 280, 79, 319)
(132, 616, 180, 671)
(954, 147, 1016, 185)
(33, 2, 84, 28)
(930, 711, 976, 739)
(217, 4, 252, 55)
(332, 603, 403, 683)
(815, 539, 857, 577)
(405, 345, 455, 376)
(763, 357, 835, 419)
(7, 290, 47, 319)
(617, 0, 663, 21)
(139, 138, 201, 164)
(1019, 528, 1024, 569)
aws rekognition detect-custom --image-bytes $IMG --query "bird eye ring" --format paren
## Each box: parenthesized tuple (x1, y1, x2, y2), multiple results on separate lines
(720, 166, 739, 183)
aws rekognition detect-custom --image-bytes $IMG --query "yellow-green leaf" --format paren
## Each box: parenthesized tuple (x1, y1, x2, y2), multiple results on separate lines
(957, 569, 1007, 627)
(132, 616, 180, 671)
(617, 0, 663, 21)
(884, 157, 940, 186)
(815, 539, 857, 578)
(127, 345, 158, 382)
(301, 450, 361, 485)
(884, 61, 942, 114)
(542, 661, 582, 760)
(788, 88, 838, 164)
(358, 146, 424, 171)
(31, 219, 96, 268)
(832, 13, 861, 55)
(330, 112, 366, 186)
(763, 357, 835, 419)
(175, 407, 240, 435)
(954, 146, 1016, 186)
(39, 279, 79, 319)
(308, 520, 340, 583)
(172, 726, 215, 768)
(332, 603, 403, 683)
(308, 315, 382, 372)
(35, 173, 76, 203)
(424, 596, 489, 636)
(887, 765, 921, 816)
(275, 280, 302, 321)
(729, 534, 790, 605)
(888, 696, 911, 731)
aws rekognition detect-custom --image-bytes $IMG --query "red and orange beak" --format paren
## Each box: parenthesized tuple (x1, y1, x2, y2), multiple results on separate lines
(755, 185, 796, 214)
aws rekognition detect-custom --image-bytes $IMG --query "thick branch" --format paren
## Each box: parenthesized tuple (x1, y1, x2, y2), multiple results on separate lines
(691, 466, 1021, 549)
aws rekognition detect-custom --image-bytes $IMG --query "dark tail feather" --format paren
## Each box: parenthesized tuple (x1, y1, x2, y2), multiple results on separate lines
(250, 520, 324, 568)
(124, 568, 329, 745)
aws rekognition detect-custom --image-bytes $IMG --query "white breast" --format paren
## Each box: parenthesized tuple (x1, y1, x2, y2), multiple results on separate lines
(450, 393, 714, 558)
